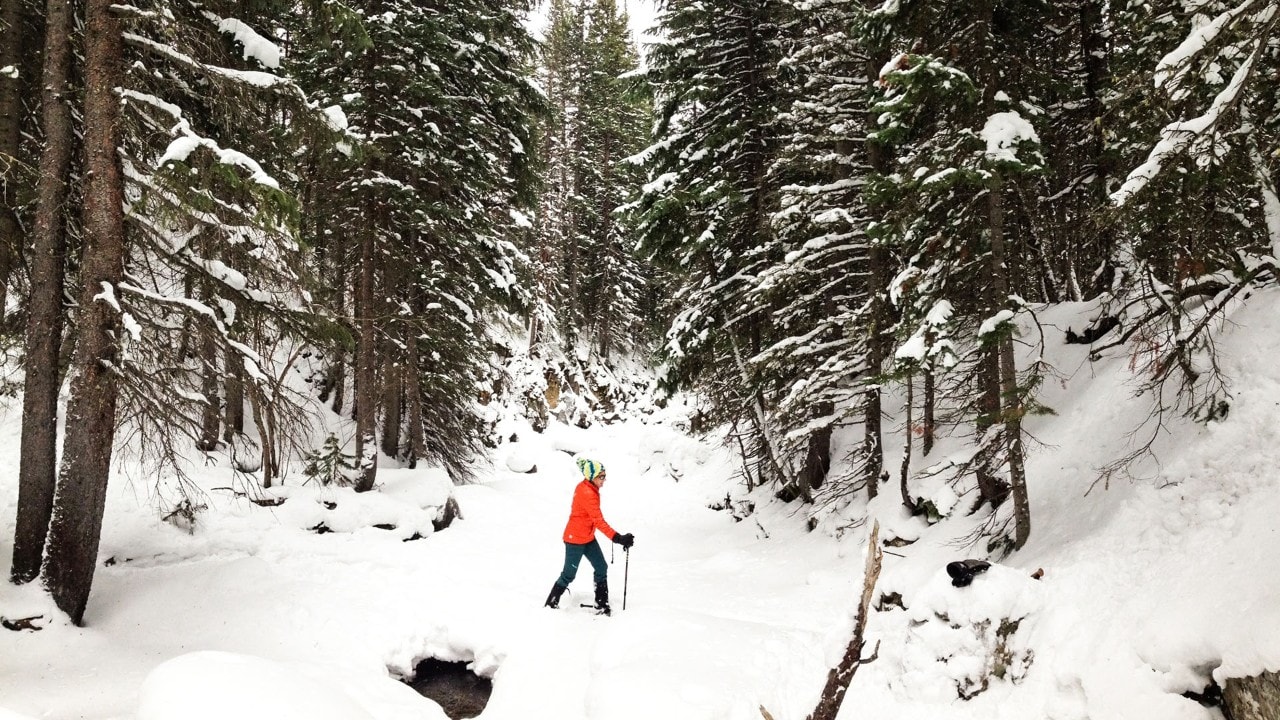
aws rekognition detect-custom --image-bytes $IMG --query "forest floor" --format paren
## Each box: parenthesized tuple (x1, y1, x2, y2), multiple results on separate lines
(2, 291, 1280, 720)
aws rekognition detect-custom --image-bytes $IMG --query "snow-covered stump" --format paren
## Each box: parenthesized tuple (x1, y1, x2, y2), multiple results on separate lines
(890, 563, 1044, 701)
(504, 443, 538, 474)
(1223, 669, 1280, 720)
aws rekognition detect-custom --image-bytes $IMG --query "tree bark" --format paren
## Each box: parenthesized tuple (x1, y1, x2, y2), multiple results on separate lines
(860, 44, 891, 500)
(801, 402, 832, 494)
(248, 385, 276, 487)
(1224, 670, 1280, 720)
(975, 348, 1007, 508)
(971, 0, 1011, 513)
(379, 253, 401, 460)
(354, 219, 377, 492)
(1078, 0, 1113, 296)
(10, 0, 75, 585)
(805, 522, 883, 720)
(922, 366, 936, 456)
(862, 241, 887, 501)
(0, 0, 28, 314)
(404, 305, 426, 469)
(899, 378, 915, 511)
(197, 306, 221, 451)
(988, 174, 1031, 549)
(42, 0, 125, 625)
(222, 354, 244, 441)
(327, 228, 347, 415)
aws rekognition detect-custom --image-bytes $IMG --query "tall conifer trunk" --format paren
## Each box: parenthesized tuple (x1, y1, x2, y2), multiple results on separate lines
(197, 315, 221, 451)
(861, 84, 890, 501)
(43, 0, 125, 624)
(404, 310, 426, 469)
(1078, 0, 1113, 297)
(988, 173, 1031, 548)
(974, 0, 1013, 514)
(380, 253, 402, 460)
(975, 350, 1007, 507)
(10, 0, 75, 585)
(354, 216, 377, 491)
(223, 355, 244, 442)
(863, 245, 886, 501)
(0, 0, 27, 314)
(327, 228, 347, 414)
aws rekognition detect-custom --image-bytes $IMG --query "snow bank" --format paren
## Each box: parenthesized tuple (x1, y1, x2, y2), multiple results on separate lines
(136, 651, 444, 720)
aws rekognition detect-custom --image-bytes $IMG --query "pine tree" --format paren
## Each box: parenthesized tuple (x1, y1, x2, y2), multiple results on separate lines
(1095, 0, 1279, 424)
(636, 0, 792, 490)
(576, 0, 651, 361)
(758, 0, 886, 503)
(110, 0, 334, 487)
(869, 0, 1053, 549)
(43, 0, 127, 625)
(10, 0, 76, 585)
(289, 0, 541, 483)
(529, 0, 585, 357)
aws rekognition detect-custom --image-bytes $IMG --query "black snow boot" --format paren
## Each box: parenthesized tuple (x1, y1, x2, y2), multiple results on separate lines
(545, 582, 568, 609)
(946, 559, 991, 587)
(593, 579, 611, 616)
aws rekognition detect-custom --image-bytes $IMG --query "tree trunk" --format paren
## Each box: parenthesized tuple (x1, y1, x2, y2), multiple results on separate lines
(379, 253, 401, 460)
(899, 377, 915, 511)
(379, 344, 401, 460)
(197, 310, 221, 451)
(801, 402, 832, 494)
(860, 54, 891, 501)
(971, 0, 1011, 513)
(922, 366, 936, 456)
(805, 522, 883, 720)
(247, 385, 276, 487)
(10, 0, 74, 585)
(988, 174, 1031, 549)
(42, 0, 125, 625)
(404, 310, 426, 469)
(327, 228, 347, 415)
(222, 354, 244, 441)
(0, 0, 28, 315)
(597, 133, 616, 361)
(862, 241, 887, 501)
(354, 220, 377, 492)
(1078, 0, 1113, 296)
(975, 348, 1007, 508)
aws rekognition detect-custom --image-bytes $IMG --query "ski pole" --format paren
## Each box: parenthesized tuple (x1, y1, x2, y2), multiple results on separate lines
(622, 547, 630, 611)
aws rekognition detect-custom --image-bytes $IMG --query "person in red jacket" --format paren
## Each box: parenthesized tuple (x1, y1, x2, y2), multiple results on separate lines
(544, 458, 634, 615)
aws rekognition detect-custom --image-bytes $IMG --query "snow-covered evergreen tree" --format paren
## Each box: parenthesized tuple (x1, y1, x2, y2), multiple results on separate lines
(288, 0, 542, 483)
(635, 0, 793, 490)
(869, 0, 1054, 549)
(758, 0, 886, 502)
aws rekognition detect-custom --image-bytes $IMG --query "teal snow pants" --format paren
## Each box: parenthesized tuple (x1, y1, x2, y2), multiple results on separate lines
(556, 539, 607, 587)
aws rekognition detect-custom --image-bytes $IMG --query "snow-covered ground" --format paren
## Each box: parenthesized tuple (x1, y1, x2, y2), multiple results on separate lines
(2, 291, 1280, 719)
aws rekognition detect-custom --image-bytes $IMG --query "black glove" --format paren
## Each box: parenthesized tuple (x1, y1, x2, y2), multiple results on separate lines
(613, 532, 634, 549)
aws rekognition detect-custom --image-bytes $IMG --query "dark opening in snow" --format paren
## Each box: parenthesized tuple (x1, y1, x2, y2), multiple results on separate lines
(407, 658, 492, 719)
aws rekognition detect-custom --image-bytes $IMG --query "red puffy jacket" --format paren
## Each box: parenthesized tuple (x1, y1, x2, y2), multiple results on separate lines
(562, 479, 617, 544)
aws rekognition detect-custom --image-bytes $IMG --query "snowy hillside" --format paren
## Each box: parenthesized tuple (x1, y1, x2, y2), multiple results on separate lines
(2, 291, 1280, 720)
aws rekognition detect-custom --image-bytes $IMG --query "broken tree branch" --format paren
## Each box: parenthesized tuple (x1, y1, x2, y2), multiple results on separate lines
(805, 521, 884, 720)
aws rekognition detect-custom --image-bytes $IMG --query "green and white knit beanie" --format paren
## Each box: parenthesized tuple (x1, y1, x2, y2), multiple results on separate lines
(576, 458, 605, 481)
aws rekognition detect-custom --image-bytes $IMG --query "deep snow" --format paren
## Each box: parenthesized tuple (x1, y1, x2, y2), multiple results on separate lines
(2, 291, 1280, 719)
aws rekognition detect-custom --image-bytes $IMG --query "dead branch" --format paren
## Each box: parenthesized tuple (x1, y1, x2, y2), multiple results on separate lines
(806, 521, 884, 720)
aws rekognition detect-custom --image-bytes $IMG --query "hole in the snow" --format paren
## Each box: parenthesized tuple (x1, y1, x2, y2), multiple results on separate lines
(407, 658, 492, 719)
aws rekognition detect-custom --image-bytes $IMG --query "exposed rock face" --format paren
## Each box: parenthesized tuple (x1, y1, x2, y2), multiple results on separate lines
(1224, 670, 1280, 720)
